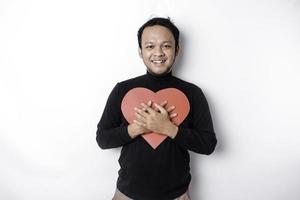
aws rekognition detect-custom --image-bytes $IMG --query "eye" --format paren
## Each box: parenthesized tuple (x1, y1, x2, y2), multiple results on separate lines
(145, 45, 154, 49)
(164, 44, 172, 48)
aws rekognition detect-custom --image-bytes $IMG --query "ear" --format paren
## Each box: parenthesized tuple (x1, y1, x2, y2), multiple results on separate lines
(138, 48, 142, 58)
(175, 45, 180, 57)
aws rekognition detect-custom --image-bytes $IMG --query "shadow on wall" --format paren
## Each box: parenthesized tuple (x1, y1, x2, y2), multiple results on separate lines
(189, 105, 225, 199)
(173, 30, 226, 200)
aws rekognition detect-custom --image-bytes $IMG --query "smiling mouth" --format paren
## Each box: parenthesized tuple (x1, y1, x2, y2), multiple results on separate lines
(151, 59, 166, 64)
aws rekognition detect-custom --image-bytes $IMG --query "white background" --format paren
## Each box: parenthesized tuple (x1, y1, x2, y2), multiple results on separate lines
(1, 0, 300, 199)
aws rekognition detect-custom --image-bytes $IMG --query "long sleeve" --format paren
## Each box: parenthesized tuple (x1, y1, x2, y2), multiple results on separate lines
(96, 72, 218, 199)
(96, 83, 132, 149)
(173, 86, 217, 154)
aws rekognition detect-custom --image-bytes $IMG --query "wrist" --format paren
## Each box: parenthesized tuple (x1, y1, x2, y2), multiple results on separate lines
(164, 122, 178, 139)
(127, 124, 137, 139)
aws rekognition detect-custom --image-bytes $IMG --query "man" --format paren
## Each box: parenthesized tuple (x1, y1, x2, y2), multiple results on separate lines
(96, 17, 217, 200)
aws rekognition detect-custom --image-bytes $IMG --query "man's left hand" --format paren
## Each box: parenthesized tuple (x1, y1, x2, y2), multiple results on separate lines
(133, 103, 178, 139)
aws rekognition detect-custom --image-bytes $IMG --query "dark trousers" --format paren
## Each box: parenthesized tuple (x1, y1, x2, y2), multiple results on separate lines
(112, 188, 191, 200)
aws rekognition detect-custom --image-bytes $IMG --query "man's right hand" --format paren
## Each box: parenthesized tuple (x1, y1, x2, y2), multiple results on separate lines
(127, 100, 177, 139)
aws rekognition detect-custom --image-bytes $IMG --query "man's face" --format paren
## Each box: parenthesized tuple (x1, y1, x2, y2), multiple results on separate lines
(139, 25, 179, 76)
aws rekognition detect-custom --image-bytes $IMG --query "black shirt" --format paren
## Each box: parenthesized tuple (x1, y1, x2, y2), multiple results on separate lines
(96, 70, 217, 200)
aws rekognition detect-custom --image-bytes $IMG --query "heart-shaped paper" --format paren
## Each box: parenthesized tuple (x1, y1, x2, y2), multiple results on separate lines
(121, 87, 190, 149)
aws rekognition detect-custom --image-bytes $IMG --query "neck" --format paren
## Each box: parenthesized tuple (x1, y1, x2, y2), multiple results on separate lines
(146, 70, 173, 81)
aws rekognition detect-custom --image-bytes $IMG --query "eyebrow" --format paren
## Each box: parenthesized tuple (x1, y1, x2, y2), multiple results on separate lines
(144, 41, 173, 44)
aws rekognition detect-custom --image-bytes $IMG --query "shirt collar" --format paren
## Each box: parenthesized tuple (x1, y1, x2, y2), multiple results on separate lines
(146, 70, 173, 81)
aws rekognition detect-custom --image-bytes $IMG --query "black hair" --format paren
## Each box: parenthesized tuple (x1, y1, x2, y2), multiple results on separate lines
(137, 17, 180, 51)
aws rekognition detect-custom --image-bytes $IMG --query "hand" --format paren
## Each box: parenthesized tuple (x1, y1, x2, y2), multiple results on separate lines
(134, 102, 178, 138)
(128, 122, 151, 139)
(153, 100, 178, 121)
(128, 100, 152, 139)
(128, 100, 177, 138)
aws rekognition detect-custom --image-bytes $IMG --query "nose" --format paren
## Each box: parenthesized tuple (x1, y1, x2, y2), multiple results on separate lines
(154, 46, 165, 57)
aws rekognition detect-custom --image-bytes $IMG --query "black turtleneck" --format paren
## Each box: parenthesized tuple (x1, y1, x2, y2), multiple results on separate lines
(96, 70, 217, 200)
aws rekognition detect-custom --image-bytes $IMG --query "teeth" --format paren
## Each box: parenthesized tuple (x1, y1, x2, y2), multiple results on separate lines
(152, 60, 165, 63)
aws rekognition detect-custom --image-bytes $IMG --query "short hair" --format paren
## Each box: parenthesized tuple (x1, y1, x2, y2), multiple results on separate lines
(137, 17, 180, 51)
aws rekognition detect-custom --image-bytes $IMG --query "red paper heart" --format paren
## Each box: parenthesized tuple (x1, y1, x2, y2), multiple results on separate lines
(121, 87, 190, 149)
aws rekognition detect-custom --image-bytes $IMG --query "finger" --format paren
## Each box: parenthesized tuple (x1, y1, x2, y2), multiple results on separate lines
(144, 100, 152, 111)
(154, 101, 167, 112)
(141, 102, 155, 114)
(154, 102, 160, 112)
(138, 102, 150, 112)
(133, 119, 146, 127)
(154, 103, 167, 114)
(160, 100, 168, 107)
(169, 113, 177, 119)
(134, 107, 147, 117)
(135, 112, 146, 121)
(167, 105, 176, 113)
(147, 100, 152, 106)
